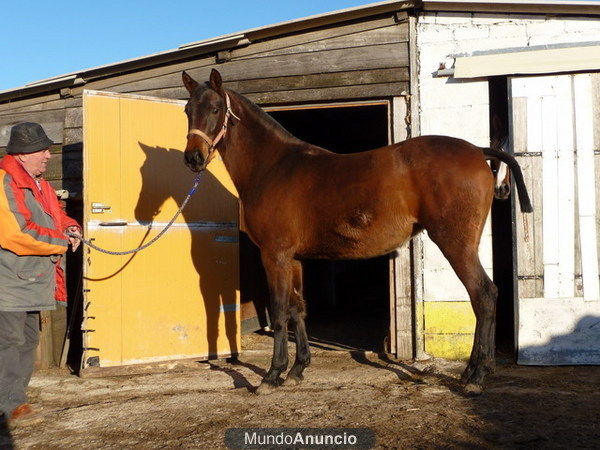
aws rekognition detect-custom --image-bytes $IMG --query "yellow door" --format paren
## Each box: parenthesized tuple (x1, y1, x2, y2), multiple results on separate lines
(81, 90, 240, 370)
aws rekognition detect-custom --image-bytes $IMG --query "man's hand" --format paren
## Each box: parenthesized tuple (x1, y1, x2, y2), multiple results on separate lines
(66, 225, 82, 252)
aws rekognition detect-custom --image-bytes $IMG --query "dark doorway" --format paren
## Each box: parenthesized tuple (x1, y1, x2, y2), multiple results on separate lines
(245, 103, 392, 352)
(489, 77, 516, 357)
(269, 104, 390, 351)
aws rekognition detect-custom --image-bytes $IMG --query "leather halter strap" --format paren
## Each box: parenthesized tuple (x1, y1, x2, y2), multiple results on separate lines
(187, 93, 240, 159)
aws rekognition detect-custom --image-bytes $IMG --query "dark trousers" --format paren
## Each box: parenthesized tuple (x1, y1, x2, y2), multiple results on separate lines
(0, 311, 39, 417)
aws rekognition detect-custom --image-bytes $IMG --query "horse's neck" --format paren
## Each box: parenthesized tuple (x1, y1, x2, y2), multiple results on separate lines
(221, 93, 298, 197)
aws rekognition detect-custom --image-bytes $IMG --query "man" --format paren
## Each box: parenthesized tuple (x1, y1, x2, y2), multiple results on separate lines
(0, 122, 81, 423)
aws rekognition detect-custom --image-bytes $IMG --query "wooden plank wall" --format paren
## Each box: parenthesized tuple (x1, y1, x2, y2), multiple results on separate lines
(0, 95, 68, 190)
(512, 96, 544, 298)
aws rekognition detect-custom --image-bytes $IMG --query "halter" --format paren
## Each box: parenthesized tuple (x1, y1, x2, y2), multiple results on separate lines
(186, 92, 241, 168)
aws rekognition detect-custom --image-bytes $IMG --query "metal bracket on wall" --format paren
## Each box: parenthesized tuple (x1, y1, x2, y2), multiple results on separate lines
(217, 50, 232, 63)
(60, 87, 73, 99)
(395, 11, 409, 23)
(514, 152, 543, 157)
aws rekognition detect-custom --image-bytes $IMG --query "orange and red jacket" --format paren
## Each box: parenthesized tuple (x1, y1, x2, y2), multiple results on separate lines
(0, 154, 80, 311)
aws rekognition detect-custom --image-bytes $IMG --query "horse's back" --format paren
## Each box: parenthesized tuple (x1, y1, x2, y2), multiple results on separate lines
(393, 135, 488, 166)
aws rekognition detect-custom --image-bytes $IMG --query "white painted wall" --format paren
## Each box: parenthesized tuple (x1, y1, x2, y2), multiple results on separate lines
(417, 12, 600, 145)
(416, 12, 600, 362)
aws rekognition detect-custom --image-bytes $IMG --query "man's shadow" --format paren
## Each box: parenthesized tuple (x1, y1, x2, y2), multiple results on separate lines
(135, 144, 239, 358)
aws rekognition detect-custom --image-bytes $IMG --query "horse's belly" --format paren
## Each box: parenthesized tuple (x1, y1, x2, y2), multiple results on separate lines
(300, 220, 414, 260)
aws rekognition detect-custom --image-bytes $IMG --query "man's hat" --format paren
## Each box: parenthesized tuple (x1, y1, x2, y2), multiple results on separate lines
(6, 122, 54, 155)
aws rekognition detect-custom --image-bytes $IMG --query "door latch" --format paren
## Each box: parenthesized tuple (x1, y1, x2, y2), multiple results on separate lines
(99, 221, 128, 227)
(91, 202, 111, 214)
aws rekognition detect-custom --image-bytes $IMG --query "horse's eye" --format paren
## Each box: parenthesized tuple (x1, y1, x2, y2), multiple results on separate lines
(212, 108, 219, 114)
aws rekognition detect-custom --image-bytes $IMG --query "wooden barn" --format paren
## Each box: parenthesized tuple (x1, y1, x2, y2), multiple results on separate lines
(1, 0, 599, 374)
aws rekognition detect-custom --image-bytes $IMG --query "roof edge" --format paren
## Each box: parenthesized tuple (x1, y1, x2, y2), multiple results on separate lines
(422, 0, 600, 15)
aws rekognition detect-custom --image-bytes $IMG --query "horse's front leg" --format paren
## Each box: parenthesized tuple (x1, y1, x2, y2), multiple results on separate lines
(256, 250, 293, 395)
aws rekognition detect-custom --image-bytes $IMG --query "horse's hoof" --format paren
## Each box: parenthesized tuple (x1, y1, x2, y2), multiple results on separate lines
(255, 382, 276, 395)
(462, 383, 483, 396)
(283, 376, 302, 386)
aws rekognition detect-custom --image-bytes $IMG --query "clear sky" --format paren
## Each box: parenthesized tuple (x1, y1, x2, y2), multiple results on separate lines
(0, 0, 371, 92)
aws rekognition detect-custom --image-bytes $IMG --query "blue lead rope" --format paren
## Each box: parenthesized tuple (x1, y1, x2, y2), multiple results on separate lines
(68, 171, 204, 256)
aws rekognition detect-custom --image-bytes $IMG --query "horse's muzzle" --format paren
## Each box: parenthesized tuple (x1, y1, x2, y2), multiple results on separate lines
(184, 149, 204, 172)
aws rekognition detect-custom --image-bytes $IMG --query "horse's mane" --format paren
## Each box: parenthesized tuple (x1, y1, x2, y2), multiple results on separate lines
(226, 89, 299, 142)
(193, 83, 314, 150)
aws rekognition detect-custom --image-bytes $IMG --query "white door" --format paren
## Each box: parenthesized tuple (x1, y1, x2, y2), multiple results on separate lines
(510, 73, 600, 364)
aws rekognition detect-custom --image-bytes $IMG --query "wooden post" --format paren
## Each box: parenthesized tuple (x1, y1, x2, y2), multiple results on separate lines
(37, 311, 54, 370)
(389, 95, 414, 359)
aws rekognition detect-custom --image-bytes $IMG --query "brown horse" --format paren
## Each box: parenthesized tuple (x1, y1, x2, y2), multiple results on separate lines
(182, 69, 532, 395)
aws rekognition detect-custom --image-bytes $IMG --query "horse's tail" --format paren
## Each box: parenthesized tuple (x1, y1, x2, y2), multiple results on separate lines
(483, 148, 533, 213)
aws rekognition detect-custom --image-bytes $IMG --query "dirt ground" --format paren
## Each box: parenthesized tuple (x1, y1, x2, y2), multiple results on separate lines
(2, 332, 599, 449)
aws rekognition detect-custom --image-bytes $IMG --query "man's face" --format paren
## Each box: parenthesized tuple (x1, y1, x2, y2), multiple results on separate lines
(18, 148, 51, 177)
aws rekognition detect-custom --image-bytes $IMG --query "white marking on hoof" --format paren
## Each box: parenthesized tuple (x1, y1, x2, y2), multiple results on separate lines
(463, 383, 483, 396)
(255, 383, 276, 395)
(283, 376, 301, 386)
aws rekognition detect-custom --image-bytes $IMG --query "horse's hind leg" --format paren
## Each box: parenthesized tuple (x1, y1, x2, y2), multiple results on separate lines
(427, 226, 498, 394)
(283, 260, 311, 386)
(256, 250, 293, 395)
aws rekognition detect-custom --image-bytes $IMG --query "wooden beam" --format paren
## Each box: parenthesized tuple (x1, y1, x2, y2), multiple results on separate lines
(246, 82, 409, 104)
(234, 23, 408, 60)
(38, 311, 54, 370)
(392, 245, 413, 359)
(0, 98, 64, 116)
(574, 74, 600, 300)
(110, 68, 409, 96)
(408, 13, 420, 137)
(121, 81, 409, 106)
(0, 119, 64, 145)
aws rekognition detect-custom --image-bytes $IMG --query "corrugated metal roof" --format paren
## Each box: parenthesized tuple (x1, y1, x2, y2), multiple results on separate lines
(2, 0, 599, 103)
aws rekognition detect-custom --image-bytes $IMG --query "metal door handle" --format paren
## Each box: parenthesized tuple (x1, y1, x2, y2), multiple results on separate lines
(98, 221, 128, 227)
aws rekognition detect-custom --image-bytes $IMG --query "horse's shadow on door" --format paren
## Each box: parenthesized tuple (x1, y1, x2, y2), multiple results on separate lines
(135, 143, 239, 357)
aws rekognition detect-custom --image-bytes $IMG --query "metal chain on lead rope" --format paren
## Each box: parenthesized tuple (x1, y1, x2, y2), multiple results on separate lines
(67, 171, 204, 256)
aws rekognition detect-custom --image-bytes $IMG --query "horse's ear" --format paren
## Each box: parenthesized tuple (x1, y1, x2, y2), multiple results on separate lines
(182, 71, 198, 94)
(209, 69, 224, 95)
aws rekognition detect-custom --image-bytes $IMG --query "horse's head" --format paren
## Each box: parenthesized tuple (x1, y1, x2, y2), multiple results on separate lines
(182, 69, 232, 172)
